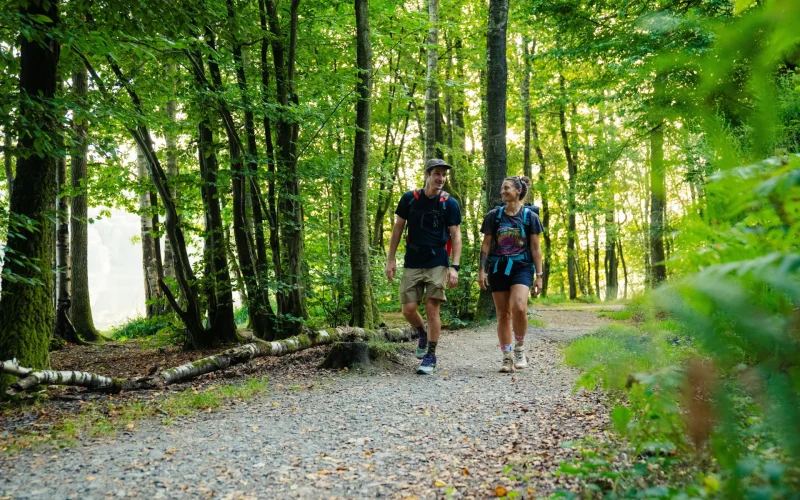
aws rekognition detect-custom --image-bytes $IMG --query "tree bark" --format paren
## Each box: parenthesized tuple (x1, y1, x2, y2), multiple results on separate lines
(137, 146, 162, 317)
(477, 0, 509, 317)
(351, 0, 379, 328)
(593, 215, 600, 297)
(650, 121, 667, 286)
(522, 37, 532, 180)
(3, 128, 12, 194)
(163, 65, 178, 282)
(258, 0, 286, 323)
(618, 238, 628, 299)
(54, 142, 82, 344)
(68, 67, 100, 341)
(225, 3, 278, 338)
(266, 0, 306, 337)
(0, 0, 60, 395)
(424, 0, 439, 162)
(558, 74, 578, 300)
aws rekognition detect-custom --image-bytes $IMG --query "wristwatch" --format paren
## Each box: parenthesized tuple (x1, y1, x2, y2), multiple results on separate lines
(450, 264, 460, 272)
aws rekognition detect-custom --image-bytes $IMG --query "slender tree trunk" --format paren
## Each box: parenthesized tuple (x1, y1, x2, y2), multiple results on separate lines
(558, 74, 578, 300)
(593, 215, 600, 297)
(0, 0, 60, 394)
(424, 0, 439, 162)
(477, 0, 509, 317)
(522, 36, 532, 180)
(351, 0, 379, 328)
(226, 2, 277, 338)
(604, 208, 619, 301)
(3, 129, 12, 194)
(266, 0, 306, 337)
(258, 0, 285, 321)
(54, 143, 82, 344)
(197, 119, 238, 342)
(650, 121, 667, 286)
(137, 146, 162, 317)
(163, 65, 178, 282)
(618, 238, 628, 299)
(68, 67, 100, 341)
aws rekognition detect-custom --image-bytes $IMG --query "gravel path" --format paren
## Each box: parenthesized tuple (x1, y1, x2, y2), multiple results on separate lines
(1, 308, 611, 499)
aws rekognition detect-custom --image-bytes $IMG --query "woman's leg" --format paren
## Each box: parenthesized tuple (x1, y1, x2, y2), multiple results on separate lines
(492, 291, 512, 345)
(509, 284, 531, 342)
(510, 284, 531, 368)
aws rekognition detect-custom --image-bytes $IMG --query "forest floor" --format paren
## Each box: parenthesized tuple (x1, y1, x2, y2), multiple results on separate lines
(1, 304, 622, 499)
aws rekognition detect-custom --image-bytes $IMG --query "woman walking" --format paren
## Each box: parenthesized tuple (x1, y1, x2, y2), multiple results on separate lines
(478, 176, 544, 372)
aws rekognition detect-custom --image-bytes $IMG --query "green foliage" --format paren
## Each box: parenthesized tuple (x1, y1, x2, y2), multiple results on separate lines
(107, 315, 173, 341)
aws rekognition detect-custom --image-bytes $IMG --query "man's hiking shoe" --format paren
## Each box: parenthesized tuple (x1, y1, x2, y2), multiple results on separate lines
(500, 353, 515, 373)
(514, 347, 528, 370)
(416, 353, 436, 375)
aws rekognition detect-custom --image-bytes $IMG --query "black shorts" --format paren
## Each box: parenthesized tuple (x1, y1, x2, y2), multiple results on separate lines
(488, 260, 534, 292)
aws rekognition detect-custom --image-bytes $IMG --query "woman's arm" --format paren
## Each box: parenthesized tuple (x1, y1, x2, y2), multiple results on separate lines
(478, 233, 493, 291)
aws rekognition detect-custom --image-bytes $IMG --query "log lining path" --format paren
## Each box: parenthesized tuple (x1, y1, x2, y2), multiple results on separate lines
(1, 305, 622, 499)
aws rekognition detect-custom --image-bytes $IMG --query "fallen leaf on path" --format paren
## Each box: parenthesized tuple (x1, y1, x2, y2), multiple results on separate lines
(495, 485, 508, 497)
(434, 480, 446, 487)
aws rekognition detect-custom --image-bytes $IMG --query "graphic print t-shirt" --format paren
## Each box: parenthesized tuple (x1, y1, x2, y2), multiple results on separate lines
(480, 206, 544, 257)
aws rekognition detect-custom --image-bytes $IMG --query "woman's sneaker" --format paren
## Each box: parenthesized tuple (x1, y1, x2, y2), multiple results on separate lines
(416, 353, 436, 375)
(514, 347, 528, 370)
(500, 352, 515, 373)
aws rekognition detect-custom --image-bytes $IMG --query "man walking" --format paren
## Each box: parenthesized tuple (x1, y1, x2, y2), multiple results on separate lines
(385, 159, 462, 374)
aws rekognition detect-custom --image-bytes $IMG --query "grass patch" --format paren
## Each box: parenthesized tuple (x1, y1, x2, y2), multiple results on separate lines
(564, 321, 695, 391)
(537, 293, 568, 305)
(1, 377, 269, 455)
(528, 315, 547, 328)
(107, 315, 174, 341)
(598, 310, 634, 321)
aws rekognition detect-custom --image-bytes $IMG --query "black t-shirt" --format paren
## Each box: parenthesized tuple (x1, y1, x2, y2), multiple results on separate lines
(480, 206, 543, 258)
(395, 189, 462, 269)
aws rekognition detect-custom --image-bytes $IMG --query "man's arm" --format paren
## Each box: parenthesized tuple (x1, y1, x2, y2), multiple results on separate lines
(446, 225, 462, 288)
(385, 216, 406, 282)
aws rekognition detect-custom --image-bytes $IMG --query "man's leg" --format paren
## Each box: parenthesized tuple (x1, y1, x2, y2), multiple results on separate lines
(402, 301, 429, 358)
(424, 297, 442, 351)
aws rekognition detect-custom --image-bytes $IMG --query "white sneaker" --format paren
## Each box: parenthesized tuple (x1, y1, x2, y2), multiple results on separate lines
(514, 347, 528, 370)
(500, 352, 515, 373)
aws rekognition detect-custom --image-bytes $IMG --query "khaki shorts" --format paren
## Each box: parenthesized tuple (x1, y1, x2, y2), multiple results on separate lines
(399, 266, 448, 304)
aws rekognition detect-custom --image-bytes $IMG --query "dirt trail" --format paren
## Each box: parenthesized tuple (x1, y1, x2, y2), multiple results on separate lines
(1, 307, 612, 499)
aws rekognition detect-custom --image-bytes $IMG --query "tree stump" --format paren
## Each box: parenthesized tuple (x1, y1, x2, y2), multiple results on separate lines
(319, 342, 371, 369)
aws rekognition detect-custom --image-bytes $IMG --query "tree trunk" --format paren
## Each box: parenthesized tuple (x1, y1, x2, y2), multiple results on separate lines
(618, 238, 628, 299)
(68, 67, 100, 341)
(558, 74, 578, 300)
(351, 0, 379, 328)
(3, 326, 415, 396)
(650, 122, 667, 286)
(604, 209, 619, 301)
(163, 65, 178, 282)
(197, 120, 239, 343)
(258, 0, 286, 322)
(3, 128, 12, 194)
(266, 0, 306, 337)
(522, 37, 532, 180)
(54, 144, 82, 344)
(477, 0, 509, 317)
(424, 0, 439, 162)
(593, 215, 600, 297)
(0, 0, 60, 395)
(226, 3, 277, 338)
(137, 146, 162, 317)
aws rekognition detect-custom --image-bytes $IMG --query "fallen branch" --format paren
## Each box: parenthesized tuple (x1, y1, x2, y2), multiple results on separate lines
(2, 326, 415, 396)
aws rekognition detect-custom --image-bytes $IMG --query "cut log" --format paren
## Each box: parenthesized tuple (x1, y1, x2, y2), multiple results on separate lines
(2, 326, 414, 396)
(319, 342, 371, 369)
